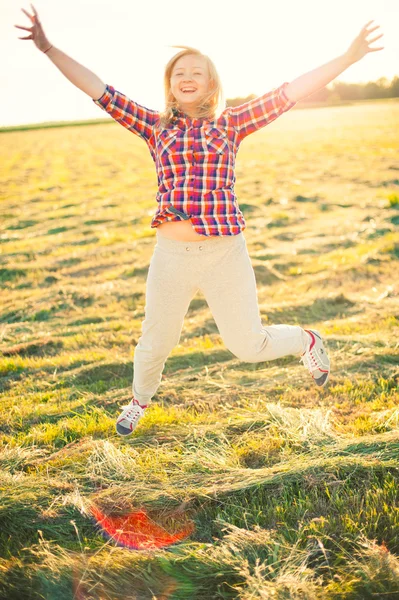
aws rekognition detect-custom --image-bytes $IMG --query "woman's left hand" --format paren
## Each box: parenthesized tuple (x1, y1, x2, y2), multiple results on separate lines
(345, 20, 384, 65)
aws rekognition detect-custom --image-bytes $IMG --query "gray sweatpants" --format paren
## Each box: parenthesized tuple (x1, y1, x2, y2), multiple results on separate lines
(132, 230, 308, 404)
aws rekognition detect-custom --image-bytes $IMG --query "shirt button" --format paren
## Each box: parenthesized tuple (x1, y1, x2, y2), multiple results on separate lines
(186, 246, 190, 251)
(199, 246, 203, 250)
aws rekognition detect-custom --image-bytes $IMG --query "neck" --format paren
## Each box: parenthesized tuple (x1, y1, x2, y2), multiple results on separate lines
(175, 106, 200, 119)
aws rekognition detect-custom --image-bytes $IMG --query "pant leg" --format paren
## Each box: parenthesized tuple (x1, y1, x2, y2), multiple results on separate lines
(132, 237, 199, 404)
(198, 233, 309, 362)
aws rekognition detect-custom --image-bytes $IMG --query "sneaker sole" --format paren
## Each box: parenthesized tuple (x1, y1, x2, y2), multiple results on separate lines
(116, 422, 134, 436)
(315, 371, 330, 387)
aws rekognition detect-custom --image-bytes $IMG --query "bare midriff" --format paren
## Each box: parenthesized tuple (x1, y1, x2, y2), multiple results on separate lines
(156, 218, 213, 242)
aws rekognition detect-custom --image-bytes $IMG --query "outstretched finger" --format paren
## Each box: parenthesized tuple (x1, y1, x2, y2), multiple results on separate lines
(361, 20, 374, 33)
(21, 7, 34, 22)
(14, 24, 32, 31)
(368, 33, 384, 44)
(18, 35, 33, 40)
(365, 25, 380, 35)
(30, 3, 38, 16)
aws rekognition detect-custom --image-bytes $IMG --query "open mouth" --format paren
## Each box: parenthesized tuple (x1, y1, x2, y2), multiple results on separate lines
(181, 88, 197, 94)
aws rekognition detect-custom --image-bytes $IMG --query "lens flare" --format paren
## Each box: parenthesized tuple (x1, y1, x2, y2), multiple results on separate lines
(90, 503, 195, 550)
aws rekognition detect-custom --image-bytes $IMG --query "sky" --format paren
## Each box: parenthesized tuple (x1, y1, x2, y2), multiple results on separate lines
(2, 0, 398, 127)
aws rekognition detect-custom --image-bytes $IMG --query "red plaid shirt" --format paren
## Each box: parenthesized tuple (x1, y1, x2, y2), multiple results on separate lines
(93, 82, 297, 236)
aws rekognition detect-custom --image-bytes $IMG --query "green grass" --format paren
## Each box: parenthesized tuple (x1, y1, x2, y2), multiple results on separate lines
(0, 99, 398, 599)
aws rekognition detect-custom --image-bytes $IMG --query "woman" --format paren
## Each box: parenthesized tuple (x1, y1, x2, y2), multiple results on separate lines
(15, 5, 384, 436)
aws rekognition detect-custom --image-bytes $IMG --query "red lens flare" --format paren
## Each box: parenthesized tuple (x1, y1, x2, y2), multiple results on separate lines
(90, 504, 195, 550)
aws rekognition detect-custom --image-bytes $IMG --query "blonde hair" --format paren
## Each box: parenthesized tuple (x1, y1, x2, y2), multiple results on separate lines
(159, 46, 225, 127)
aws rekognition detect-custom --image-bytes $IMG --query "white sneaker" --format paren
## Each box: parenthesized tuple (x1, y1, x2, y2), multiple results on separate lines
(116, 398, 148, 436)
(299, 329, 330, 387)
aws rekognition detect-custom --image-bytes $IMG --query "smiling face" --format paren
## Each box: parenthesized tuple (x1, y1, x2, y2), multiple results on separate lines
(170, 54, 212, 116)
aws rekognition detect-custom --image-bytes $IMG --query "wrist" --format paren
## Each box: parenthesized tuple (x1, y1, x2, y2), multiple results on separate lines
(342, 51, 355, 68)
(43, 44, 53, 54)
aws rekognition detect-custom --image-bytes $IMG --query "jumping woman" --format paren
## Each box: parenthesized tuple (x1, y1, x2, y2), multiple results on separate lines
(15, 5, 383, 435)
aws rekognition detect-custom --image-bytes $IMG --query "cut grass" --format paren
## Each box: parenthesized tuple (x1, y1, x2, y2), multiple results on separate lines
(0, 99, 398, 598)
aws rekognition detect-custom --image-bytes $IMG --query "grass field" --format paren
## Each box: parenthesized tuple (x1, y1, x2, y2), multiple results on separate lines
(0, 98, 399, 599)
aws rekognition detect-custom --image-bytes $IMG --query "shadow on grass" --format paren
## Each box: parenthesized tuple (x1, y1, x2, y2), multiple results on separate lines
(340, 353, 399, 374)
(180, 294, 360, 344)
(49, 348, 234, 392)
(253, 264, 282, 285)
(186, 319, 220, 338)
(0, 268, 28, 283)
(163, 348, 234, 374)
(6, 219, 39, 230)
(187, 297, 208, 315)
(191, 462, 399, 544)
(122, 265, 149, 279)
(62, 361, 132, 388)
(1, 338, 64, 357)
(46, 226, 75, 235)
(264, 293, 358, 325)
(0, 496, 95, 557)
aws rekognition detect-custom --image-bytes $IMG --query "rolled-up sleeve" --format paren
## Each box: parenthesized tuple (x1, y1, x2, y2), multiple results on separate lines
(229, 82, 297, 143)
(93, 84, 160, 142)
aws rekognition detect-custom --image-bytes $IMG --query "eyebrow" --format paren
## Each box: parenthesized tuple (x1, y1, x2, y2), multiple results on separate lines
(173, 66, 205, 71)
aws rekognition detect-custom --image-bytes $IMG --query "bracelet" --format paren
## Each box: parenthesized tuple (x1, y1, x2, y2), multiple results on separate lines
(43, 45, 53, 54)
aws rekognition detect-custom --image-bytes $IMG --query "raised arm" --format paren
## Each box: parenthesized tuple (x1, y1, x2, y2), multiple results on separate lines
(43, 47, 106, 101)
(228, 83, 297, 143)
(284, 20, 384, 102)
(15, 4, 106, 100)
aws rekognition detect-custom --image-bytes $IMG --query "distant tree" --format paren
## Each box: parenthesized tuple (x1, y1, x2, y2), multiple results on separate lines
(226, 75, 399, 106)
(331, 82, 363, 100)
(390, 76, 399, 96)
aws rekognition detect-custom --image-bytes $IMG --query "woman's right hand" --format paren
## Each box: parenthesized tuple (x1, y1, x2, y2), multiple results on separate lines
(14, 3, 52, 53)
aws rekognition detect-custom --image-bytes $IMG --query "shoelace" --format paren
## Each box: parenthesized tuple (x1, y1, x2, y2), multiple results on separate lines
(299, 349, 320, 371)
(120, 400, 146, 422)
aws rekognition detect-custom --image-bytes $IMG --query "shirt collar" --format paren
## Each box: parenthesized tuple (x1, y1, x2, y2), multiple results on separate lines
(171, 107, 209, 129)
